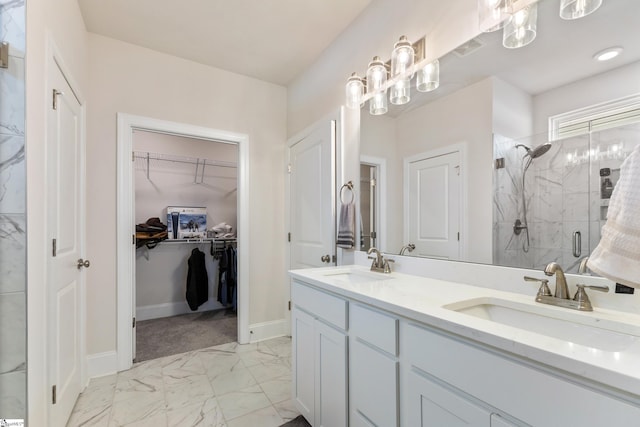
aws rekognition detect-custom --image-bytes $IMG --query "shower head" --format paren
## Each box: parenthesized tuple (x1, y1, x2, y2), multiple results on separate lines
(530, 142, 552, 159)
(516, 142, 552, 159)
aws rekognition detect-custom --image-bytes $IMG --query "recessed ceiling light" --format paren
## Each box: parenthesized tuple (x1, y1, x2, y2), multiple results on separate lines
(593, 47, 623, 62)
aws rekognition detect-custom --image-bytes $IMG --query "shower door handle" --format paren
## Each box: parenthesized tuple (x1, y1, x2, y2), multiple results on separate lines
(573, 231, 581, 258)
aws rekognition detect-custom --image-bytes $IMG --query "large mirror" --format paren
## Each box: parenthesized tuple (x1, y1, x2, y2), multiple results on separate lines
(359, 0, 640, 272)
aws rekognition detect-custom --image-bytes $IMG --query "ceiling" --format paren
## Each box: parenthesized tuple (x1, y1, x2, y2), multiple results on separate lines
(77, 0, 372, 86)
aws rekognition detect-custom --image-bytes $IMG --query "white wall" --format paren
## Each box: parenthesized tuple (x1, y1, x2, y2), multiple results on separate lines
(85, 33, 287, 356)
(493, 76, 533, 140)
(26, 0, 89, 423)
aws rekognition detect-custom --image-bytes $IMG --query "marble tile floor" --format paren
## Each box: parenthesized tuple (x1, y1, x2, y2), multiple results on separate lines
(67, 336, 298, 427)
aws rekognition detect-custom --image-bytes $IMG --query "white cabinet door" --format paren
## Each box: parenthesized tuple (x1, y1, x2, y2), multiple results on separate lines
(406, 369, 489, 427)
(316, 320, 348, 427)
(351, 339, 398, 427)
(292, 308, 315, 422)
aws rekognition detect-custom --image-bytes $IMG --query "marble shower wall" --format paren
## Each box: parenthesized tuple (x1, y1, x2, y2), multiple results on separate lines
(0, 0, 26, 419)
(493, 123, 640, 274)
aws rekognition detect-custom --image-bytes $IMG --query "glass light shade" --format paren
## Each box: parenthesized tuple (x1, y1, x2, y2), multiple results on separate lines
(503, 4, 537, 49)
(560, 0, 602, 20)
(390, 78, 411, 105)
(345, 72, 364, 109)
(416, 60, 440, 92)
(369, 92, 388, 115)
(391, 36, 415, 79)
(366, 57, 388, 115)
(478, 0, 513, 32)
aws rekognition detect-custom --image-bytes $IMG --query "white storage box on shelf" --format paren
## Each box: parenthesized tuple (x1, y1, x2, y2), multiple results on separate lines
(166, 206, 207, 240)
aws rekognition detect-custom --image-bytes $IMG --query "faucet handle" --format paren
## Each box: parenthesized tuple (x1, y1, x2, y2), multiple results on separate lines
(524, 276, 552, 297)
(575, 284, 609, 293)
(383, 258, 395, 273)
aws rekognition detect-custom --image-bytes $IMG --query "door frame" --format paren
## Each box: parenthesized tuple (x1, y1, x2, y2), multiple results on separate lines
(116, 113, 250, 371)
(44, 36, 88, 421)
(360, 155, 387, 252)
(403, 143, 468, 261)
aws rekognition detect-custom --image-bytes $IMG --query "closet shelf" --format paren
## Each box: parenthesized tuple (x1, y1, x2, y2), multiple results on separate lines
(162, 237, 237, 244)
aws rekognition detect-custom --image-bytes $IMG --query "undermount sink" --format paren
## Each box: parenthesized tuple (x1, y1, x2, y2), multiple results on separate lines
(444, 297, 640, 352)
(321, 268, 394, 284)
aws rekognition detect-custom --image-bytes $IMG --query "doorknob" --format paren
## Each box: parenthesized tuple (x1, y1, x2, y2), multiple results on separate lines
(320, 255, 331, 263)
(77, 258, 91, 269)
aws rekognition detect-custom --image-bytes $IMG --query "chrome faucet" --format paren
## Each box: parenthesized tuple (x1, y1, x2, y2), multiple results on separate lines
(367, 247, 394, 273)
(544, 262, 570, 299)
(399, 243, 416, 256)
(524, 261, 609, 312)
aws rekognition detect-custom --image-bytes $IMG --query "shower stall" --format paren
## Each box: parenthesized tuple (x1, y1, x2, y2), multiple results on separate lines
(493, 122, 640, 273)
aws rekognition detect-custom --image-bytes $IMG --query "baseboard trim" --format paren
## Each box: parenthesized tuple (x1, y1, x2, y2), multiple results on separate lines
(136, 300, 227, 321)
(87, 351, 118, 379)
(249, 319, 288, 343)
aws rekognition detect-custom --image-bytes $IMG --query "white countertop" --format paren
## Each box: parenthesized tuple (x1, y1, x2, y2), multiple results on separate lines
(289, 265, 640, 398)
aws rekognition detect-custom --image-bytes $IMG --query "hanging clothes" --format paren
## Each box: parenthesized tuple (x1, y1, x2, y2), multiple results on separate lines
(186, 248, 208, 311)
(216, 245, 237, 311)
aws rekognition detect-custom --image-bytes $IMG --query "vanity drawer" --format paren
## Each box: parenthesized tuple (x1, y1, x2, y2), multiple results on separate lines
(291, 280, 347, 330)
(351, 303, 398, 355)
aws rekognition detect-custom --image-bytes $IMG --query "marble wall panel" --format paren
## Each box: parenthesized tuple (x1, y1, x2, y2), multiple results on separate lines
(0, 0, 26, 420)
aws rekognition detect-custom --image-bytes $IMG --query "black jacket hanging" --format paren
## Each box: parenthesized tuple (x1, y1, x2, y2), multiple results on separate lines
(186, 248, 208, 311)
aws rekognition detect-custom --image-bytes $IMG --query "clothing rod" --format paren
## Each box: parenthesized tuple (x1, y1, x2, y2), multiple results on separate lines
(133, 151, 237, 169)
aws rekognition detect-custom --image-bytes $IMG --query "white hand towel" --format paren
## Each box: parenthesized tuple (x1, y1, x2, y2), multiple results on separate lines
(588, 145, 640, 288)
(337, 201, 355, 249)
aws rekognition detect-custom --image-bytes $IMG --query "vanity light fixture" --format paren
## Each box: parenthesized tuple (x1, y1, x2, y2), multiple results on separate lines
(560, 0, 602, 20)
(502, 2, 537, 49)
(593, 46, 623, 62)
(344, 35, 432, 114)
(478, 0, 513, 32)
(417, 59, 440, 92)
(366, 56, 388, 115)
(345, 72, 364, 109)
(390, 36, 415, 105)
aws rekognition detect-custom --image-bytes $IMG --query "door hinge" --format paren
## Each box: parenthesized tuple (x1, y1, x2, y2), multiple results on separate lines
(52, 238, 57, 257)
(371, 231, 377, 239)
(288, 300, 291, 311)
(332, 255, 337, 263)
(132, 151, 135, 162)
(132, 317, 136, 328)
(457, 232, 460, 241)
(52, 89, 63, 110)
(133, 234, 136, 245)
(287, 232, 291, 242)
(287, 164, 292, 173)
(52, 385, 57, 404)
(0, 42, 8, 69)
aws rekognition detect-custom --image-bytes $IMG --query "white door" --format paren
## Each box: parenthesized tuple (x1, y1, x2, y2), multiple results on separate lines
(406, 150, 460, 260)
(289, 121, 335, 269)
(46, 61, 85, 426)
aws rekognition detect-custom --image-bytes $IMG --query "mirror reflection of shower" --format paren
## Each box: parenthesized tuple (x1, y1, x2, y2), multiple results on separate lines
(513, 142, 552, 252)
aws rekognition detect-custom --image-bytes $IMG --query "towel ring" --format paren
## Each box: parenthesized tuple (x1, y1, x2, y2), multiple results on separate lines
(340, 181, 355, 204)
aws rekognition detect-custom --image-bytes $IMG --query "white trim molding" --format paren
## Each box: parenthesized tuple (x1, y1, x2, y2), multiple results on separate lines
(116, 113, 250, 372)
(136, 300, 227, 322)
(86, 351, 118, 379)
(549, 93, 640, 141)
(248, 319, 289, 343)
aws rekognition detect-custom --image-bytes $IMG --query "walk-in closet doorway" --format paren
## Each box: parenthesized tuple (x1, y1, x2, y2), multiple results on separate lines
(116, 114, 250, 371)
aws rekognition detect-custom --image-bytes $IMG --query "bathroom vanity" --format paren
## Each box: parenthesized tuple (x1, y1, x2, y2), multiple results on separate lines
(289, 265, 640, 427)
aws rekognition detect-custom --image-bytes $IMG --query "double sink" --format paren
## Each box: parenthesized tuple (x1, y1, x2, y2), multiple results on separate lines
(318, 267, 640, 353)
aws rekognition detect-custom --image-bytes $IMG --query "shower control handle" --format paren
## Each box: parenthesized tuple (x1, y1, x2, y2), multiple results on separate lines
(573, 231, 581, 258)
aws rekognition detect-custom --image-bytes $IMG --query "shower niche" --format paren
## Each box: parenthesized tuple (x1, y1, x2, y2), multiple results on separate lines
(492, 122, 640, 273)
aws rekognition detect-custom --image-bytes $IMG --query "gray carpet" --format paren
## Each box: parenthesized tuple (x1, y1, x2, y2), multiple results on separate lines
(135, 308, 237, 362)
(279, 415, 311, 427)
